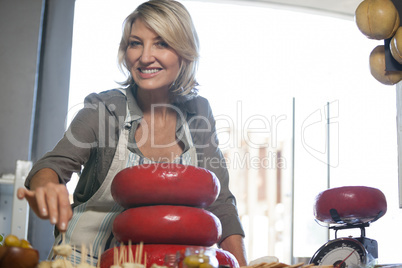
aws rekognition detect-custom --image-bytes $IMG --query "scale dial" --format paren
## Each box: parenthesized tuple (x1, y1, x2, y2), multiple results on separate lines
(310, 238, 367, 267)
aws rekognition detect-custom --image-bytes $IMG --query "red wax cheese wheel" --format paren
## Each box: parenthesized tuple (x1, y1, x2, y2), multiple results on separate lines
(313, 186, 387, 224)
(100, 244, 239, 268)
(111, 164, 221, 208)
(113, 205, 222, 246)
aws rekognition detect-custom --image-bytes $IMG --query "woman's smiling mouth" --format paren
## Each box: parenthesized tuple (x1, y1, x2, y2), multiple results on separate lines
(137, 68, 163, 79)
(139, 68, 161, 74)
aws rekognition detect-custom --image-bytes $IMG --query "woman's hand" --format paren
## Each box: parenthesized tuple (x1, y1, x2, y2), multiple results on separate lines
(16, 168, 72, 232)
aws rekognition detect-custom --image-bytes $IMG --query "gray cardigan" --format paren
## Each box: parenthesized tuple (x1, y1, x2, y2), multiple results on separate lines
(25, 87, 245, 244)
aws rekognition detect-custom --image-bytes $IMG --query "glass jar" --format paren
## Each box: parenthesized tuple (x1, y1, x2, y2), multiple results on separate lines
(182, 247, 219, 268)
(164, 253, 179, 268)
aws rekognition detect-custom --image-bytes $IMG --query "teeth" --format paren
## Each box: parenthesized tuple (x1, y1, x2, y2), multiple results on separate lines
(140, 69, 159, 74)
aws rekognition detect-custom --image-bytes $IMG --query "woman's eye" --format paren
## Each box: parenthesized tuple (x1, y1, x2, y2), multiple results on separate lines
(128, 40, 141, 47)
(156, 41, 169, 48)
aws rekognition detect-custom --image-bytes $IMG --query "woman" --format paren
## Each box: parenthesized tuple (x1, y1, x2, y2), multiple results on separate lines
(18, 0, 247, 266)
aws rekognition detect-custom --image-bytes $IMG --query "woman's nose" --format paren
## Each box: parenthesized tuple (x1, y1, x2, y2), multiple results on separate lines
(140, 45, 155, 63)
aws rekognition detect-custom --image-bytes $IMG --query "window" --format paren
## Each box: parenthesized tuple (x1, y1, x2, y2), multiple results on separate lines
(68, 0, 401, 264)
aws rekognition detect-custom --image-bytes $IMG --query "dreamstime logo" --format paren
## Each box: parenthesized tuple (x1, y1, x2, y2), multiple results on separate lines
(301, 100, 339, 167)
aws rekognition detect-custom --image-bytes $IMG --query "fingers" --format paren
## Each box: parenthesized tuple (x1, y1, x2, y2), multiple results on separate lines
(17, 187, 43, 217)
(56, 186, 72, 232)
(17, 187, 33, 200)
(41, 184, 72, 232)
(35, 186, 50, 218)
(18, 183, 72, 232)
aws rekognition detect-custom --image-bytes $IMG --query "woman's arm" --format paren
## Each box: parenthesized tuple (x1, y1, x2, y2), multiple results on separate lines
(18, 90, 127, 232)
(220, 234, 248, 266)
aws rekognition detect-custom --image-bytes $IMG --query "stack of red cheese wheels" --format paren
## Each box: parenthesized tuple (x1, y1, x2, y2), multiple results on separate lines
(100, 163, 239, 268)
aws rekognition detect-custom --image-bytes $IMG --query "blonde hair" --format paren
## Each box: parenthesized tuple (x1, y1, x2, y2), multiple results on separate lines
(118, 0, 200, 101)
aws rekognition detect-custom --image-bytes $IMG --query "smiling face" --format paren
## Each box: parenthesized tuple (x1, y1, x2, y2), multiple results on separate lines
(126, 18, 181, 94)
